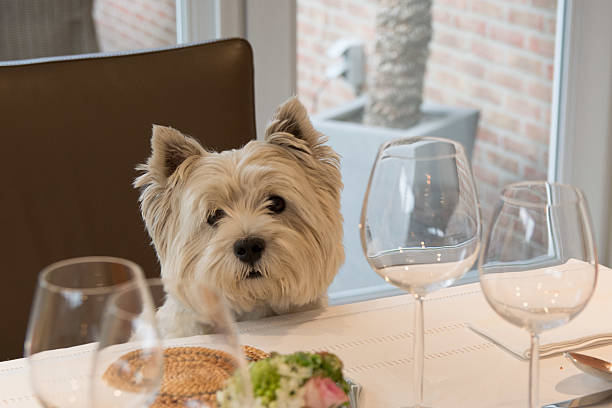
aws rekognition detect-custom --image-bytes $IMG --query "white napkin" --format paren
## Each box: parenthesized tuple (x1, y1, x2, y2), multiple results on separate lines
(469, 261, 612, 360)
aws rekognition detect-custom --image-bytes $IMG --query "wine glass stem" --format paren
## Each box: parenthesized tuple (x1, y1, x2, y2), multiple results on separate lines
(413, 295, 425, 407)
(529, 332, 540, 408)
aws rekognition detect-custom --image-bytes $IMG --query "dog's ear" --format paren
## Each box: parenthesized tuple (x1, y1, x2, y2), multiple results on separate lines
(264, 97, 326, 156)
(141, 125, 205, 182)
(264, 97, 342, 211)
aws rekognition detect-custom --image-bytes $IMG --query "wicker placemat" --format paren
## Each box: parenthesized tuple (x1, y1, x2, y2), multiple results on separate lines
(103, 345, 270, 408)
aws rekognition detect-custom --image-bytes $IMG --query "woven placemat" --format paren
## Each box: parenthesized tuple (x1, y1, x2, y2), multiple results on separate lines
(103, 345, 270, 408)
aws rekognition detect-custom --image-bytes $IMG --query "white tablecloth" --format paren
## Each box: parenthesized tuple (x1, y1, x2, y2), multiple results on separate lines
(3, 267, 612, 407)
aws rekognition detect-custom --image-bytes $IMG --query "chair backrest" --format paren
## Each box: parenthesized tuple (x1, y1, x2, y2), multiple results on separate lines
(0, 39, 256, 360)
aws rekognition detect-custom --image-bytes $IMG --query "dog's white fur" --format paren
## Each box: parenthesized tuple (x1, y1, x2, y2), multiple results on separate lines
(134, 97, 344, 338)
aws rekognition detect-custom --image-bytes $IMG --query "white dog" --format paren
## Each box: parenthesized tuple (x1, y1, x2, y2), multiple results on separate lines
(134, 97, 344, 338)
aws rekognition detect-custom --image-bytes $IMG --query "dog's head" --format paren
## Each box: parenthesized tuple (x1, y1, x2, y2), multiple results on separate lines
(135, 97, 344, 315)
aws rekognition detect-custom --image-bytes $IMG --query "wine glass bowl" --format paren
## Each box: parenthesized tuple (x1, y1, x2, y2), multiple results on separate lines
(24, 256, 148, 408)
(162, 279, 253, 407)
(361, 137, 481, 297)
(92, 279, 163, 408)
(360, 136, 481, 407)
(479, 181, 598, 407)
(92, 278, 253, 408)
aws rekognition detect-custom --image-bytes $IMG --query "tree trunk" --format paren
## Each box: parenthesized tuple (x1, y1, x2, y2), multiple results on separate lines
(363, 0, 433, 129)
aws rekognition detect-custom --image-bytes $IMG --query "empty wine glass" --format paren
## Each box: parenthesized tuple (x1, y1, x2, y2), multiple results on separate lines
(24, 256, 147, 408)
(479, 181, 598, 408)
(91, 279, 163, 408)
(360, 136, 481, 407)
(92, 278, 253, 408)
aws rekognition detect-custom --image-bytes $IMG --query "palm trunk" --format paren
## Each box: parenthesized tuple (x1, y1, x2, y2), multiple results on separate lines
(363, 0, 433, 129)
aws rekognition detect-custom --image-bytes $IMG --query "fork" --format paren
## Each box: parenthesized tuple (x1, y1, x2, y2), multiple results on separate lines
(346, 377, 363, 408)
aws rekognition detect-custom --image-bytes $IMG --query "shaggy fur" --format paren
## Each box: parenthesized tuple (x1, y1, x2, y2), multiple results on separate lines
(134, 97, 345, 338)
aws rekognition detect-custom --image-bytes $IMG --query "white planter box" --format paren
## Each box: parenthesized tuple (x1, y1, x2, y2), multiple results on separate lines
(312, 96, 479, 304)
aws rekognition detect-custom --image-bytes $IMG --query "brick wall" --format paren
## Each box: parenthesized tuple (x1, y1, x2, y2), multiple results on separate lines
(297, 0, 377, 113)
(298, 0, 557, 223)
(93, 0, 176, 52)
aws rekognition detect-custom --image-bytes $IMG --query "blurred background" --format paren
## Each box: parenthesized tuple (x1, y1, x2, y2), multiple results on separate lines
(2, 0, 611, 298)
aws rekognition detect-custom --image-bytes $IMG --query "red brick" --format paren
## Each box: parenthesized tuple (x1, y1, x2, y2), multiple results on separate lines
(298, 86, 317, 101)
(433, 9, 453, 25)
(435, 0, 468, 11)
(424, 84, 446, 104)
(542, 151, 549, 167)
(470, 39, 505, 63)
(298, 38, 326, 56)
(525, 122, 550, 143)
(473, 144, 485, 162)
(299, 4, 327, 22)
(532, 0, 557, 11)
(297, 52, 320, 71)
(546, 63, 554, 80)
(506, 51, 543, 76)
(478, 206, 495, 229)
(477, 127, 499, 144)
(346, 3, 375, 20)
(490, 26, 525, 48)
(545, 17, 557, 35)
(435, 30, 466, 50)
(486, 111, 520, 132)
(431, 69, 465, 91)
(322, 0, 344, 8)
(506, 95, 542, 120)
(333, 14, 356, 31)
(454, 15, 487, 36)
(509, 8, 544, 31)
(529, 35, 556, 58)
(450, 97, 481, 110)
(487, 150, 520, 173)
(428, 47, 453, 65)
(482, 187, 502, 206)
(503, 137, 539, 162)
(486, 69, 524, 91)
(457, 58, 486, 78)
(471, 0, 505, 19)
(333, 81, 355, 99)
(528, 81, 553, 102)
(297, 1, 306, 15)
(473, 164, 500, 186)
(469, 81, 503, 104)
(524, 165, 546, 180)
(298, 20, 319, 37)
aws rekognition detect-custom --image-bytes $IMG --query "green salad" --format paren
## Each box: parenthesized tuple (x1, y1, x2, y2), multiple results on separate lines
(217, 351, 350, 408)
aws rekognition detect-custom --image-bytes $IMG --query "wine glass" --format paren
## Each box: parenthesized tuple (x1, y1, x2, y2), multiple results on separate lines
(479, 181, 598, 408)
(91, 279, 163, 408)
(360, 136, 481, 407)
(92, 278, 253, 408)
(24, 256, 148, 408)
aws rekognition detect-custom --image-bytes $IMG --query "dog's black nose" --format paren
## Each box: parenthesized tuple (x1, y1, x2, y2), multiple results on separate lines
(234, 237, 265, 264)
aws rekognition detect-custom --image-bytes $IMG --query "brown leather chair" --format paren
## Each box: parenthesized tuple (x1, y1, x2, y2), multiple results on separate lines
(0, 38, 256, 360)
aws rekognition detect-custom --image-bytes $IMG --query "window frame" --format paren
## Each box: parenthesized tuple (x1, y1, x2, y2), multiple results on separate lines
(176, 0, 296, 138)
(548, 0, 612, 266)
(177, 0, 612, 303)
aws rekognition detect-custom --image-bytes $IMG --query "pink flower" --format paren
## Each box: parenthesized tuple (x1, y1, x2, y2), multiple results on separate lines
(302, 377, 349, 408)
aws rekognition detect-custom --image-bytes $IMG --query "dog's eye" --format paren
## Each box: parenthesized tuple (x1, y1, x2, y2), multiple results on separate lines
(207, 209, 225, 226)
(267, 195, 286, 214)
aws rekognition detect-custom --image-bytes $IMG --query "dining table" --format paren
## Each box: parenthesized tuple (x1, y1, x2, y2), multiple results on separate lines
(2, 264, 612, 407)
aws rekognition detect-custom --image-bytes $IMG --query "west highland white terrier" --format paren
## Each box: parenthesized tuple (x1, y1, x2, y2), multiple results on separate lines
(134, 97, 344, 338)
